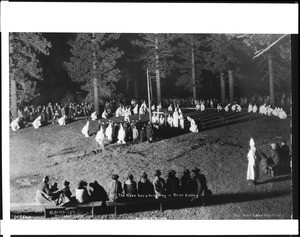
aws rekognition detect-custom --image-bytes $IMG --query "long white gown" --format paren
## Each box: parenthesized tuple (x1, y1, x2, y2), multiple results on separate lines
(105, 123, 113, 140)
(248, 104, 253, 113)
(247, 147, 257, 181)
(81, 121, 89, 137)
(173, 111, 179, 128)
(117, 124, 126, 144)
(95, 127, 105, 145)
(10, 117, 20, 131)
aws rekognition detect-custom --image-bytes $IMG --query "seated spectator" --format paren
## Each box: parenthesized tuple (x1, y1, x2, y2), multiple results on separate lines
(35, 176, 56, 204)
(89, 180, 108, 206)
(152, 170, 166, 199)
(138, 172, 154, 197)
(191, 168, 209, 203)
(166, 170, 180, 196)
(180, 169, 193, 195)
(123, 174, 138, 199)
(75, 180, 89, 204)
(58, 180, 75, 206)
(108, 174, 123, 202)
(49, 182, 61, 204)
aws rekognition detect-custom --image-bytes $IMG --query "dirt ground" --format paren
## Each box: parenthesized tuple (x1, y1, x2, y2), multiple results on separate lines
(10, 114, 292, 219)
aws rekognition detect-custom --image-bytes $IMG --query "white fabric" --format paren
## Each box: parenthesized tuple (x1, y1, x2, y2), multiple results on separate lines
(117, 124, 126, 144)
(33, 115, 42, 129)
(200, 103, 205, 111)
(10, 117, 20, 131)
(102, 110, 108, 119)
(173, 111, 179, 128)
(236, 105, 242, 112)
(217, 104, 222, 111)
(247, 146, 257, 181)
(105, 123, 113, 140)
(179, 114, 184, 129)
(248, 104, 253, 113)
(167, 115, 173, 127)
(189, 119, 198, 133)
(58, 115, 66, 126)
(81, 121, 89, 137)
(133, 105, 138, 114)
(252, 105, 258, 113)
(225, 104, 230, 112)
(91, 112, 97, 120)
(95, 127, 105, 145)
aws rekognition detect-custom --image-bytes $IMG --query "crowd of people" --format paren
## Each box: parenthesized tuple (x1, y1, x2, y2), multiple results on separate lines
(10, 93, 290, 132)
(35, 167, 211, 206)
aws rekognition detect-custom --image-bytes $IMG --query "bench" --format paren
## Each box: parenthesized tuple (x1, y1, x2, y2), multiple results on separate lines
(44, 201, 104, 218)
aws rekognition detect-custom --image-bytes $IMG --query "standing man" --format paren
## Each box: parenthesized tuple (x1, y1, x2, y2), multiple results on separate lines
(247, 138, 259, 184)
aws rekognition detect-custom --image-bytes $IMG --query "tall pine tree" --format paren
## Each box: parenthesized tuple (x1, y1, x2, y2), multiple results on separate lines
(133, 34, 175, 103)
(64, 33, 123, 113)
(9, 33, 52, 117)
(174, 34, 207, 100)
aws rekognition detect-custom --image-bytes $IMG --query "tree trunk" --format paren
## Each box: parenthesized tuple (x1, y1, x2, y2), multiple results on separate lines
(155, 37, 161, 104)
(93, 76, 99, 114)
(10, 72, 18, 118)
(220, 71, 225, 105)
(228, 70, 234, 104)
(133, 76, 139, 99)
(268, 53, 275, 106)
(191, 36, 196, 100)
(126, 78, 130, 94)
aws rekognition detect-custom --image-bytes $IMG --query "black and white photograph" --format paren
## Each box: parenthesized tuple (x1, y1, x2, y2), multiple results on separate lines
(1, 1, 298, 235)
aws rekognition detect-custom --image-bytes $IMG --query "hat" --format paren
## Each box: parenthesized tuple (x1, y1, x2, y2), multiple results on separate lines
(183, 169, 190, 175)
(89, 180, 98, 187)
(192, 167, 200, 174)
(154, 170, 161, 176)
(111, 174, 119, 180)
(127, 174, 133, 180)
(62, 180, 70, 186)
(141, 172, 148, 179)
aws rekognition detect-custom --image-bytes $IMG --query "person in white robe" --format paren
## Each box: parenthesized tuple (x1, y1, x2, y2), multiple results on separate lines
(133, 104, 139, 114)
(272, 107, 279, 117)
(236, 104, 242, 112)
(168, 104, 173, 112)
(231, 103, 236, 112)
(266, 106, 273, 116)
(159, 115, 165, 125)
(278, 108, 287, 119)
(105, 122, 113, 141)
(81, 120, 90, 138)
(10, 117, 20, 131)
(252, 104, 258, 113)
(95, 127, 105, 146)
(58, 115, 66, 126)
(102, 110, 108, 119)
(173, 111, 179, 128)
(187, 117, 198, 133)
(167, 114, 173, 127)
(32, 115, 42, 129)
(246, 137, 259, 184)
(151, 104, 156, 111)
(259, 104, 266, 115)
(200, 102, 205, 111)
(248, 103, 253, 113)
(217, 104, 222, 112)
(224, 103, 230, 112)
(117, 123, 126, 144)
(124, 110, 130, 123)
(157, 103, 162, 112)
(91, 111, 97, 120)
(178, 112, 184, 129)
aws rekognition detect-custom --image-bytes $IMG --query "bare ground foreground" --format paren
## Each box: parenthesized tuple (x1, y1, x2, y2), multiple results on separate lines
(10, 115, 292, 219)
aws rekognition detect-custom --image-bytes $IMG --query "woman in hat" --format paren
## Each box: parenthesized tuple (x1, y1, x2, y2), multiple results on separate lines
(75, 180, 90, 204)
(152, 170, 166, 199)
(138, 172, 154, 197)
(180, 169, 193, 194)
(123, 174, 137, 199)
(89, 180, 108, 206)
(166, 170, 180, 196)
(108, 174, 123, 202)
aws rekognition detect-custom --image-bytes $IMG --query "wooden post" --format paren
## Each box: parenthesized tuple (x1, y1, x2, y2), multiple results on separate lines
(220, 71, 225, 105)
